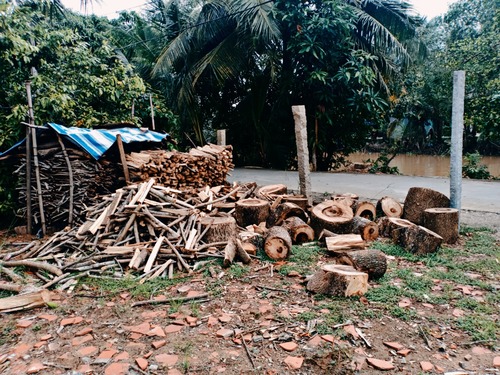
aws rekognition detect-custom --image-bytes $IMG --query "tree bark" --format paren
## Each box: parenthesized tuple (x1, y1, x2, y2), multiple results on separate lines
(311, 200, 354, 236)
(403, 187, 450, 225)
(351, 216, 379, 241)
(392, 225, 443, 255)
(267, 202, 308, 227)
(282, 216, 315, 244)
(234, 198, 270, 228)
(377, 217, 415, 238)
(423, 208, 459, 244)
(264, 226, 292, 260)
(376, 196, 402, 218)
(306, 264, 368, 297)
(336, 249, 387, 280)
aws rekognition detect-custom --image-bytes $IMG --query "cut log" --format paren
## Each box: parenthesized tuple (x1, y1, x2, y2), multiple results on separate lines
(306, 264, 368, 297)
(235, 239, 252, 264)
(311, 200, 354, 236)
(281, 194, 309, 210)
(353, 201, 376, 221)
(199, 216, 237, 243)
(376, 197, 402, 218)
(377, 217, 415, 238)
(234, 198, 270, 228)
(267, 202, 308, 227)
(336, 249, 387, 280)
(332, 193, 358, 208)
(238, 231, 264, 255)
(351, 216, 379, 241)
(423, 208, 459, 244)
(403, 187, 450, 225)
(0, 289, 53, 313)
(256, 184, 288, 200)
(264, 226, 292, 260)
(325, 234, 366, 252)
(282, 216, 315, 244)
(392, 225, 443, 255)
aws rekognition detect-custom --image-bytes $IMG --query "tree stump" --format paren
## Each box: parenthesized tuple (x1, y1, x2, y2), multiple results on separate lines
(282, 216, 315, 244)
(376, 196, 402, 218)
(325, 234, 366, 252)
(311, 200, 353, 236)
(267, 202, 308, 227)
(256, 184, 288, 200)
(423, 208, 459, 244)
(392, 225, 443, 255)
(351, 216, 379, 241)
(306, 264, 368, 297)
(199, 216, 237, 243)
(336, 249, 387, 280)
(403, 187, 450, 225)
(377, 217, 415, 238)
(264, 226, 292, 260)
(353, 201, 376, 221)
(234, 198, 270, 228)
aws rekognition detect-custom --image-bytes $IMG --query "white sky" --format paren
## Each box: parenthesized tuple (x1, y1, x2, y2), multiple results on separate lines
(61, 0, 459, 20)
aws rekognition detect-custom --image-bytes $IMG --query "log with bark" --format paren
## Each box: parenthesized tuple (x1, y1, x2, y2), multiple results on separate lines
(325, 234, 366, 252)
(264, 226, 292, 260)
(282, 216, 315, 244)
(402, 187, 450, 225)
(281, 194, 309, 210)
(353, 201, 376, 221)
(199, 216, 237, 243)
(306, 264, 368, 297)
(422, 208, 459, 244)
(266, 202, 308, 227)
(351, 216, 379, 241)
(377, 217, 415, 238)
(311, 200, 354, 236)
(392, 224, 443, 255)
(376, 197, 403, 218)
(335, 249, 387, 280)
(237, 231, 264, 256)
(234, 198, 270, 228)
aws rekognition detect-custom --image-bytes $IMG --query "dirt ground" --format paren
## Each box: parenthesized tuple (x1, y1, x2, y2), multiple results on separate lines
(0, 197, 498, 374)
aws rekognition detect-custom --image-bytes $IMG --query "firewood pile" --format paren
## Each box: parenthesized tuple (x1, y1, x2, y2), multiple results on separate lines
(125, 144, 234, 190)
(15, 148, 120, 231)
(1, 180, 458, 311)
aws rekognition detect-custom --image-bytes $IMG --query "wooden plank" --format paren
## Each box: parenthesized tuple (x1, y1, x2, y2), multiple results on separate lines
(144, 236, 164, 273)
(116, 134, 130, 183)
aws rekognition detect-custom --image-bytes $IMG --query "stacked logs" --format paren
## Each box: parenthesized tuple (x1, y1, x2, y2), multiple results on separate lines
(126, 144, 234, 190)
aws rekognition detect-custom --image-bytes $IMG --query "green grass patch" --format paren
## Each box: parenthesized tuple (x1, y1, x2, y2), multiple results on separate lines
(456, 314, 498, 343)
(278, 244, 324, 276)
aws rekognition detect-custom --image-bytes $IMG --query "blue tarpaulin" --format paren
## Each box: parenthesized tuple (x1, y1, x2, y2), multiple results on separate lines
(0, 123, 168, 160)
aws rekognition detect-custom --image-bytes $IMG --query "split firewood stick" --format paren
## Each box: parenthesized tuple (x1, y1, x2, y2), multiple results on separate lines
(0, 282, 22, 293)
(143, 208, 179, 237)
(195, 186, 242, 208)
(128, 248, 141, 269)
(1, 260, 63, 277)
(115, 207, 140, 244)
(144, 236, 165, 274)
(42, 272, 71, 289)
(168, 263, 174, 279)
(1, 241, 39, 261)
(131, 249, 149, 270)
(197, 241, 228, 251)
(143, 259, 174, 283)
(235, 239, 252, 264)
(223, 238, 237, 268)
(133, 221, 140, 243)
(131, 292, 209, 307)
(165, 237, 193, 274)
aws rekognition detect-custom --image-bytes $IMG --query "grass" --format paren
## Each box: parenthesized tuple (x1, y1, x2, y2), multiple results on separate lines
(277, 244, 324, 276)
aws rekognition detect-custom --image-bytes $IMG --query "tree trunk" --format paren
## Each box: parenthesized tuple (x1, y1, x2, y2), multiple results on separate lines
(264, 226, 292, 260)
(423, 208, 459, 244)
(267, 202, 308, 227)
(199, 216, 237, 243)
(353, 201, 376, 221)
(336, 249, 387, 280)
(403, 187, 450, 225)
(306, 264, 368, 297)
(376, 196, 402, 218)
(351, 216, 379, 241)
(311, 200, 353, 236)
(392, 225, 443, 255)
(234, 198, 270, 228)
(282, 216, 315, 244)
(325, 234, 366, 252)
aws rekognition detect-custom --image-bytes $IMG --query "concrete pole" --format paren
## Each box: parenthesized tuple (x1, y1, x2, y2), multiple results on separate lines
(149, 94, 155, 130)
(450, 71, 466, 229)
(217, 129, 226, 146)
(292, 105, 312, 205)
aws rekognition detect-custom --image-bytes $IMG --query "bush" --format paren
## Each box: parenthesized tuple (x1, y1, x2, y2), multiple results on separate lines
(462, 152, 491, 179)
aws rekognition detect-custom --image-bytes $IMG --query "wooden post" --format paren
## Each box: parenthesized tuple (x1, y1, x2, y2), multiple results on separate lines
(450, 71, 465, 230)
(25, 81, 33, 235)
(116, 134, 130, 184)
(149, 94, 155, 130)
(217, 129, 226, 146)
(292, 105, 311, 205)
(57, 135, 74, 226)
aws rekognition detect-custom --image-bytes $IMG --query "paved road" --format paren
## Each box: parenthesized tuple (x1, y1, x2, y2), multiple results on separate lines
(228, 168, 500, 213)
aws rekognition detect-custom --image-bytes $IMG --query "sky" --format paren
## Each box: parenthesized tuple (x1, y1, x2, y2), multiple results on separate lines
(61, 0, 459, 20)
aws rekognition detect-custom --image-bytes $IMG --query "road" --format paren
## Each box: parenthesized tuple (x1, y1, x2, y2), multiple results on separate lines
(228, 168, 500, 213)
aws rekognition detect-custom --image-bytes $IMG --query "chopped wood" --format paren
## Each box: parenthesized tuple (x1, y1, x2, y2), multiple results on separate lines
(335, 249, 387, 280)
(266, 202, 308, 227)
(351, 216, 379, 241)
(325, 234, 366, 252)
(403, 187, 450, 225)
(223, 238, 238, 268)
(0, 289, 53, 313)
(392, 224, 443, 255)
(423, 208, 459, 244)
(282, 216, 314, 244)
(376, 196, 402, 218)
(306, 264, 368, 297)
(311, 200, 354, 236)
(235, 198, 270, 228)
(264, 226, 292, 260)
